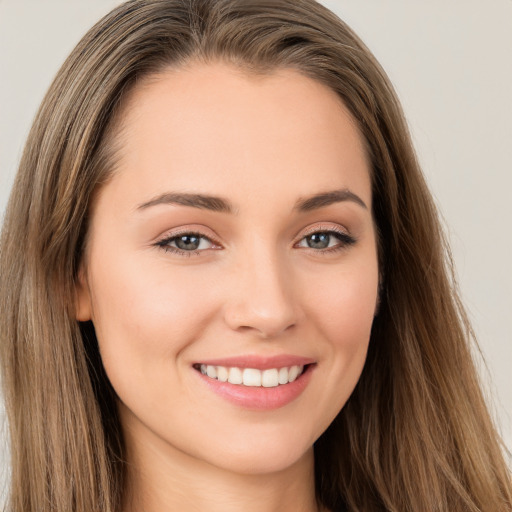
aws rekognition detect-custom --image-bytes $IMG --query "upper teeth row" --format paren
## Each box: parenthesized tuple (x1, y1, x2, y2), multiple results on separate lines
(199, 364, 304, 387)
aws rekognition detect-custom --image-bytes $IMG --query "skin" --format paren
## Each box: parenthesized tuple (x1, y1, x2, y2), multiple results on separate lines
(76, 62, 379, 512)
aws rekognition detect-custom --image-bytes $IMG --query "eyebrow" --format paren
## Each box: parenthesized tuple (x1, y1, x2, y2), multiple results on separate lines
(136, 188, 367, 214)
(294, 189, 368, 211)
(137, 192, 233, 213)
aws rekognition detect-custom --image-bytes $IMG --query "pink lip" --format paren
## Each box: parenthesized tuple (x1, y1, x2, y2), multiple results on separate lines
(193, 355, 316, 410)
(194, 354, 315, 370)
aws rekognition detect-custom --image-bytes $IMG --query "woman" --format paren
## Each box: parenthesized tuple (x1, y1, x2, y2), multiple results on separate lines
(0, 0, 510, 511)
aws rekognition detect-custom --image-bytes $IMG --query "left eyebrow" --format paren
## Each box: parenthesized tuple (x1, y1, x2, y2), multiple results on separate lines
(294, 189, 368, 212)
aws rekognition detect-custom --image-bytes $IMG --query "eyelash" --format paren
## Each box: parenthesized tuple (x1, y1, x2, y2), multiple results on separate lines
(155, 231, 220, 257)
(296, 227, 356, 254)
(155, 227, 356, 257)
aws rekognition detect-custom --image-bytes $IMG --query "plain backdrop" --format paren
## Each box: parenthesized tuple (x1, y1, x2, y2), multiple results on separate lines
(1, 0, 511, 497)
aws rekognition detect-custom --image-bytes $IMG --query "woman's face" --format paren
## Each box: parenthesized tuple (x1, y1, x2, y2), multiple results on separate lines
(77, 63, 379, 475)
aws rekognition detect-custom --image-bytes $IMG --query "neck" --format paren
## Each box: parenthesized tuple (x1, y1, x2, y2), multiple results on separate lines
(121, 420, 323, 512)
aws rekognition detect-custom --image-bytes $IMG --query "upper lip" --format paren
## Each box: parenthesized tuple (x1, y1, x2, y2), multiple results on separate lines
(194, 354, 315, 370)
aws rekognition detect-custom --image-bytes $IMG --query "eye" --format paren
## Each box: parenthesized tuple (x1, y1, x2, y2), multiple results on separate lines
(296, 230, 355, 251)
(156, 232, 216, 254)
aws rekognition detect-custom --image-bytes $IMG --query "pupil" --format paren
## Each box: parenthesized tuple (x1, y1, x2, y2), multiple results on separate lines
(307, 233, 330, 249)
(176, 235, 200, 250)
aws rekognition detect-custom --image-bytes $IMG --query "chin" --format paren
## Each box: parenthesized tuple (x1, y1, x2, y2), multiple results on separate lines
(214, 443, 314, 476)
(194, 423, 319, 476)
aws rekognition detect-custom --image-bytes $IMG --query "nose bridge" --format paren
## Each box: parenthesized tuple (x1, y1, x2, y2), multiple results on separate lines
(223, 240, 297, 337)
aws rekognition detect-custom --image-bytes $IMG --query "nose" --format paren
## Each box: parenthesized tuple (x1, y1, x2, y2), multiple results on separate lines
(223, 250, 299, 339)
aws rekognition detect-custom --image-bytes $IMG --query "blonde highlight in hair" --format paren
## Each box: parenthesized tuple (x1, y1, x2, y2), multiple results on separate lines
(1, 1, 510, 510)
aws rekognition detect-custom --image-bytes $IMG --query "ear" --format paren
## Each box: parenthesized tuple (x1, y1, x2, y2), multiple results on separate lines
(75, 265, 92, 321)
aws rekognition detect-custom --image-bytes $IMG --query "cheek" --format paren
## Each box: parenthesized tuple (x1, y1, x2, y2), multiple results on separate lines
(300, 259, 378, 400)
(303, 262, 378, 345)
(86, 249, 220, 385)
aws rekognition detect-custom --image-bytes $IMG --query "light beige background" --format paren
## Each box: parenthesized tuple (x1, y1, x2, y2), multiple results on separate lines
(1, 0, 511, 497)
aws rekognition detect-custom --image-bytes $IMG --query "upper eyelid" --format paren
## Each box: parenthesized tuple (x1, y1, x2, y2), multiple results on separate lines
(154, 226, 220, 245)
(294, 223, 351, 241)
(156, 234, 219, 252)
(155, 232, 220, 255)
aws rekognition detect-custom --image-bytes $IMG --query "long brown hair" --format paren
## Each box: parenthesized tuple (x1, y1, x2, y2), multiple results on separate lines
(1, 1, 510, 510)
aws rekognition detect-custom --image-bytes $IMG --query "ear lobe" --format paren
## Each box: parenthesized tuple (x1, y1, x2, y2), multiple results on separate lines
(75, 266, 92, 321)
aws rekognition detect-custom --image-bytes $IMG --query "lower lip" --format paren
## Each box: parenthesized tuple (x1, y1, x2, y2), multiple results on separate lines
(195, 365, 315, 410)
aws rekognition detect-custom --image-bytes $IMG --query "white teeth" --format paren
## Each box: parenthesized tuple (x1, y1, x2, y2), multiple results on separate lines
(288, 365, 300, 382)
(227, 367, 243, 385)
(206, 365, 217, 379)
(199, 364, 305, 387)
(278, 367, 289, 385)
(217, 366, 229, 382)
(262, 368, 279, 388)
(243, 368, 262, 387)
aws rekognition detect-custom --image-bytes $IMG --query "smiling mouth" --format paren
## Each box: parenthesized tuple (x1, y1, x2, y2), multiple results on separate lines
(193, 363, 309, 387)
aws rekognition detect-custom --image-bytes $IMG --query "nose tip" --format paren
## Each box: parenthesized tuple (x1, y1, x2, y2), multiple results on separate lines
(223, 261, 298, 339)
(225, 302, 296, 338)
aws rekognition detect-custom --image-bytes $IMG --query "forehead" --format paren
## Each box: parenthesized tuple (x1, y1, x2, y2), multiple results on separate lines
(101, 62, 371, 210)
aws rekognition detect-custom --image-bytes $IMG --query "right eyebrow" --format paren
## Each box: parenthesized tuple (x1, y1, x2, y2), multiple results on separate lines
(136, 192, 234, 213)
